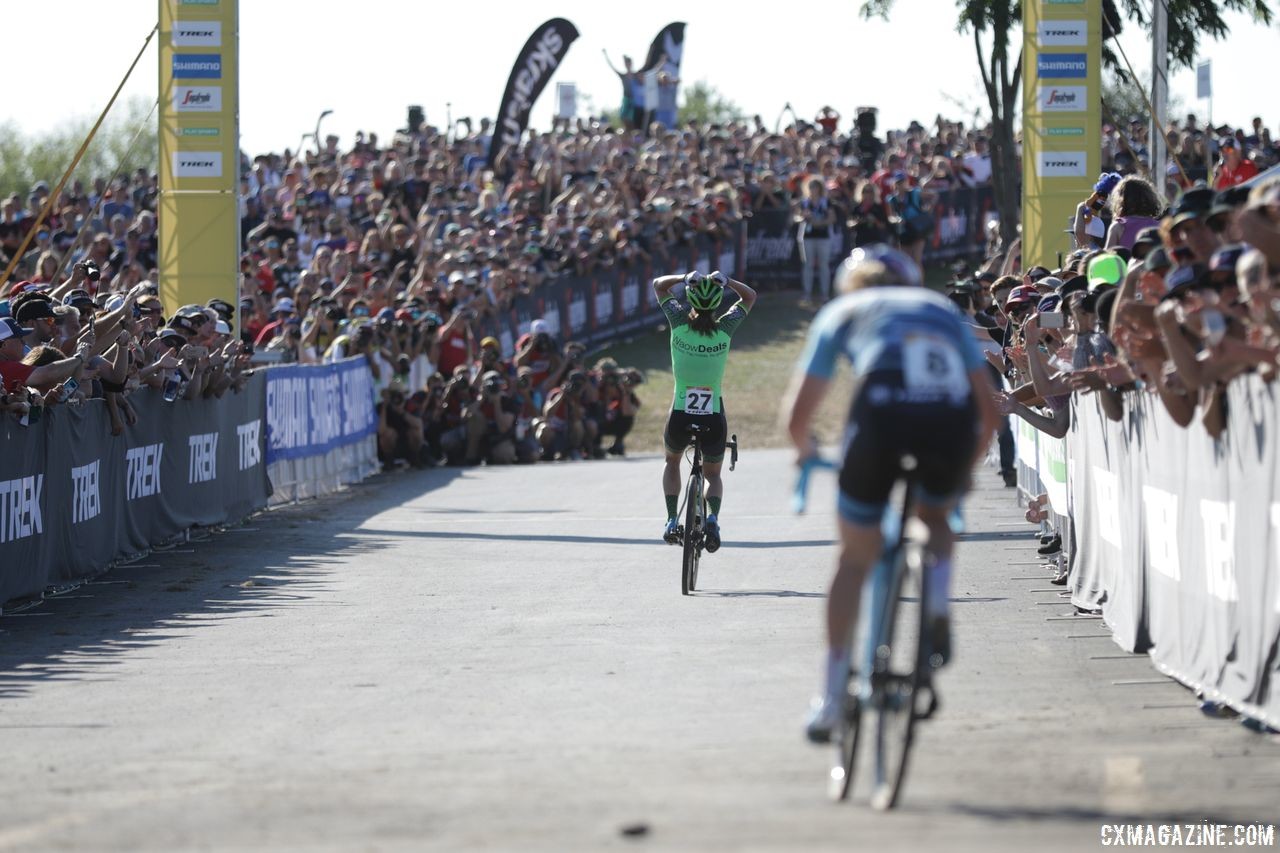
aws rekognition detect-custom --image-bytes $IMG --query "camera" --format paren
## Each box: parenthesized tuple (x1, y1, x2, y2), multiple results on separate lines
(82, 260, 100, 282)
(483, 379, 502, 394)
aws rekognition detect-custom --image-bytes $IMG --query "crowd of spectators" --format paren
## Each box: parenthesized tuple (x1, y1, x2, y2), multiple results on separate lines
(945, 164, 1280, 578)
(0, 106, 1274, 471)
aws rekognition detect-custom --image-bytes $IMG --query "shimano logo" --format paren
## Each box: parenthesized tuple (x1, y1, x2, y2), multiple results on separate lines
(1038, 53, 1087, 78)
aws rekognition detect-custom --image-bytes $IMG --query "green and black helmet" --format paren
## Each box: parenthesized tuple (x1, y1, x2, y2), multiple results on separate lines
(683, 270, 727, 313)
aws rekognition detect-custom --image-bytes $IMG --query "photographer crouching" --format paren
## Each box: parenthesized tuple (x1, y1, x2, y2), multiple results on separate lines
(535, 368, 591, 461)
(591, 357, 642, 457)
(463, 369, 519, 465)
(377, 383, 426, 469)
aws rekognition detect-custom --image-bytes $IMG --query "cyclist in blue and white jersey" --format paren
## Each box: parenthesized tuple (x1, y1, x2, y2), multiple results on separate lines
(782, 245, 999, 742)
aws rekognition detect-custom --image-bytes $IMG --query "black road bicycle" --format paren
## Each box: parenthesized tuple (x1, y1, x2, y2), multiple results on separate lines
(796, 454, 941, 810)
(676, 424, 738, 596)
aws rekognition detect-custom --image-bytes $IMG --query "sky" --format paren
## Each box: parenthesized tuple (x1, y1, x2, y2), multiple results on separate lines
(3, 0, 1277, 157)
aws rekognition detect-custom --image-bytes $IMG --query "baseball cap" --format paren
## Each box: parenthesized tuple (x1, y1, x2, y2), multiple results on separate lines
(447, 271, 465, 285)
(157, 328, 187, 348)
(1057, 275, 1089, 298)
(1166, 186, 1216, 228)
(1208, 244, 1247, 280)
(0, 317, 34, 342)
(1163, 263, 1207, 299)
(273, 298, 296, 314)
(1036, 294, 1063, 314)
(214, 319, 231, 335)
(1207, 185, 1251, 228)
(1035, 275, 1063, 291)
(1087, 253, 1127, 289)
(1005, 285, 1039, 308)
(63, 289, 95, 310)
(530, 319, 550, 335)
(15, 299, 57, 322)
(1132, 226, 1162, 254)
(480, 336, 499, 349)
(1246, 178, 1280, 211)
(1142, 247, 1172, 275)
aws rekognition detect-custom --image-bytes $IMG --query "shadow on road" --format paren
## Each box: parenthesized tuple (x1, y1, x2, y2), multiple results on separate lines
(697, 589, 825, 599)
(0, 467, 461, 702)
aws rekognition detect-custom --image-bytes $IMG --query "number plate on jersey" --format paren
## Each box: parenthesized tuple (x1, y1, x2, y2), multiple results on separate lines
(901, 333, 967, 397)
(684, 386, 715, 414)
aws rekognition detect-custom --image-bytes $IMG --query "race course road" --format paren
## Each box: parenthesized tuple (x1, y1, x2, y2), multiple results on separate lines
(0, 451, 1275, 851)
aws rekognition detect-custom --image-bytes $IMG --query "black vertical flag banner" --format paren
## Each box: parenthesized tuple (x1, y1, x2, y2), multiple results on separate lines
(639, 22, 685, 74)
(486, 18, 580, 168)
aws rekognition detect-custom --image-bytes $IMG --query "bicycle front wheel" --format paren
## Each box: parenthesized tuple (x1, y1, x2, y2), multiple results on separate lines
(868, 542, 927, 811)
(681, 473, 703, 595)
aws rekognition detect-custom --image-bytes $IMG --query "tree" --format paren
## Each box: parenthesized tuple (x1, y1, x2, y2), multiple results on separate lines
(860, 0, 1273, 249)
(677, 81, 744, 126)
(0, 96, 157, 199)
(1101, 69, 1183, 128)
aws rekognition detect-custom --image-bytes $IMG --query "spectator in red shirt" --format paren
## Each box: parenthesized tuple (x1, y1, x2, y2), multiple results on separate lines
(254, 298, 297, 347)
(0, 317, 87, 393)
(1214, 137, 1259, 189)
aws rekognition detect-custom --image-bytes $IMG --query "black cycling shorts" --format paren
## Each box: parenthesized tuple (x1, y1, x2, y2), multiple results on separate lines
(664, 407, 728, 462)
(838, 371, 976, 526)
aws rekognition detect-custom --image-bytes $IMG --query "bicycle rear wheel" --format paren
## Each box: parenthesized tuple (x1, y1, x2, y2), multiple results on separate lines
(868, 542, 928, 811)
(681, 473, 703, 595)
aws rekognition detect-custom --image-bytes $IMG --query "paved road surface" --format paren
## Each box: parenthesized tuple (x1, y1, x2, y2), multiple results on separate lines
(1, 451, 1276, 851)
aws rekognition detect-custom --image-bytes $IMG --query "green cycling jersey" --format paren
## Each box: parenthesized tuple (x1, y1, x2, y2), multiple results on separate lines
(660, 295, 749, 414)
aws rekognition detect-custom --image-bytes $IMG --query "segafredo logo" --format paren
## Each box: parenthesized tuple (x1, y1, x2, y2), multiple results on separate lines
(1038, 53, 1087, 79)
(1038, 86, 1088, 112)
(172, 53, 221, 79)
(1037, 20, 1087, 46)
(173, 20, 221, 47)
(1037, 151, 1087, 178)
(173, 151, 223, 179)
(174, 85, 221, 112)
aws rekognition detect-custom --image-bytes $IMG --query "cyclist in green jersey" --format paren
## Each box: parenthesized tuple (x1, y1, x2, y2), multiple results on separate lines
(653, 270, 757, 550)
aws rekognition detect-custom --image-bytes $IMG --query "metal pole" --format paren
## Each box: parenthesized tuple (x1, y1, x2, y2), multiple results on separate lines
(1151, 0, 1168, 196)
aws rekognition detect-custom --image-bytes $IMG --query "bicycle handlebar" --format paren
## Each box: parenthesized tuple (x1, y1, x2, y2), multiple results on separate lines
(792, 455, 835, 515)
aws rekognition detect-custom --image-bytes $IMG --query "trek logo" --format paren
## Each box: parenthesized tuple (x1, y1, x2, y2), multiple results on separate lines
(1200, 500, 1237, 602)
(173, 151, 223, 179)
(188, 433, 219, 484)
(595, 289, 613, 324)
(1142, 486, 1180, 581)
(171, 53, 221, 79)
(1036, 151, 1087, 178)
(237, 421, 261, 471)
(568, 295, 587, 331)
(1038, 86, 1088, 113)
(71, 460, 102, 525)
(0, 475, 43, 543)
(1038, 54, 1087, 79)
(673, 337, 728, 355)
(173, 21, 222, 47)
(1036, 20, 1087, 47)
(174, 85, 222, 112)
(126, 444, 164, 500)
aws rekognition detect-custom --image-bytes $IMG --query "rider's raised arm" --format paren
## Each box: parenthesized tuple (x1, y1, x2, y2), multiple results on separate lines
(725, 277, 757, 313)
(652, 273, 687, 303)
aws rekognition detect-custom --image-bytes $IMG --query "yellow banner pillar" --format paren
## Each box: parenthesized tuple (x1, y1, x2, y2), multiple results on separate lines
(158, 0, 239, 315)
(1022, 0, 1102, 269)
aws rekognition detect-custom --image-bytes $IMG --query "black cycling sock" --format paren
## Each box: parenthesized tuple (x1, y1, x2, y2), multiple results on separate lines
(665, 495, 678, 520)
(708, 496, 721, 517)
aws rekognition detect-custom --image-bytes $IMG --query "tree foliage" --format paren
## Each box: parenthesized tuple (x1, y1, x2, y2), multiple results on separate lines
(678, 81, 744, 126)
(0, 96, 157, 199)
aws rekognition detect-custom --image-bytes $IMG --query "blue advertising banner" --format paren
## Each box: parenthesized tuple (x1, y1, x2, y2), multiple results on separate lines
(264, 357, 378, 464)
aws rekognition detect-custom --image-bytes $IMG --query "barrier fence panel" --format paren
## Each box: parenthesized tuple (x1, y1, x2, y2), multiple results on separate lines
(1022, 381, 1280, 727)
(263, 357, 380, 504)
(0, 374, 271, 608)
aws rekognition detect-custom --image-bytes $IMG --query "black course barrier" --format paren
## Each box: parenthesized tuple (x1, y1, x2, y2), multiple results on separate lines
(0, 374, 271, 609)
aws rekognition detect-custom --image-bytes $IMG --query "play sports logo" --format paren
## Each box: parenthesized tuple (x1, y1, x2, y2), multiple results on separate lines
(1037, 151, 1087, 178)
(1037, 20, 1086, 46)
(1038, 85, 1088, 112)
(173, 85, 221, 112)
